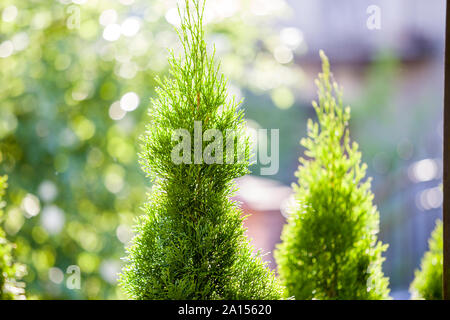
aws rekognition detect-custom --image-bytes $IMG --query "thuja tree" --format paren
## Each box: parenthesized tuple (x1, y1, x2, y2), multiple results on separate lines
(410, 220, 443, 300)
(0, 176, 25, 300)
(119, 0, 283, 300)
(275, 51, 390, 300)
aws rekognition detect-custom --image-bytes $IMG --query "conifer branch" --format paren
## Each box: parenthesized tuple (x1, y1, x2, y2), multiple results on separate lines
(119, 0, 283, 300)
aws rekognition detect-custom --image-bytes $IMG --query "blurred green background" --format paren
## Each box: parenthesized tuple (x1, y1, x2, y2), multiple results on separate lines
(0, 0, 445, 299)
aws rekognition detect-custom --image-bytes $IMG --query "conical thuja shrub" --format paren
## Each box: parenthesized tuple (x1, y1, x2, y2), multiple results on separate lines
(119, 0, 283, 300)
(275, 51, 390, 300)
(410, 220, 443, 300)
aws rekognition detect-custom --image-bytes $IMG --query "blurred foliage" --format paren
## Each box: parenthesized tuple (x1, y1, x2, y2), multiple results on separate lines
(0, 0, 302, 299)
(275, 52, 390, 300)
(0, 175, 26, 300)
(410, 220, 442, 300)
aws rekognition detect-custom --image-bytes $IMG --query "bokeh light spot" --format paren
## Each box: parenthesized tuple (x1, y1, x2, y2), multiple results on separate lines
(22, 194, 41, 218)
(0, 40, 14, 58)
(2, 5, 18, 22)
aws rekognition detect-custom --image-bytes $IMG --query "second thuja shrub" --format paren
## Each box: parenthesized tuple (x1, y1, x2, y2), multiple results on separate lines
(275, 51, 391, 300)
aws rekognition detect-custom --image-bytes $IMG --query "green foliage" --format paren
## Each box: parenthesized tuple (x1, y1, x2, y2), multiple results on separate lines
(0, 176, 26, 300)
(275, 51, 390, 300)
(119, 0, 283, 300)
(410, 220, 443, 300)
